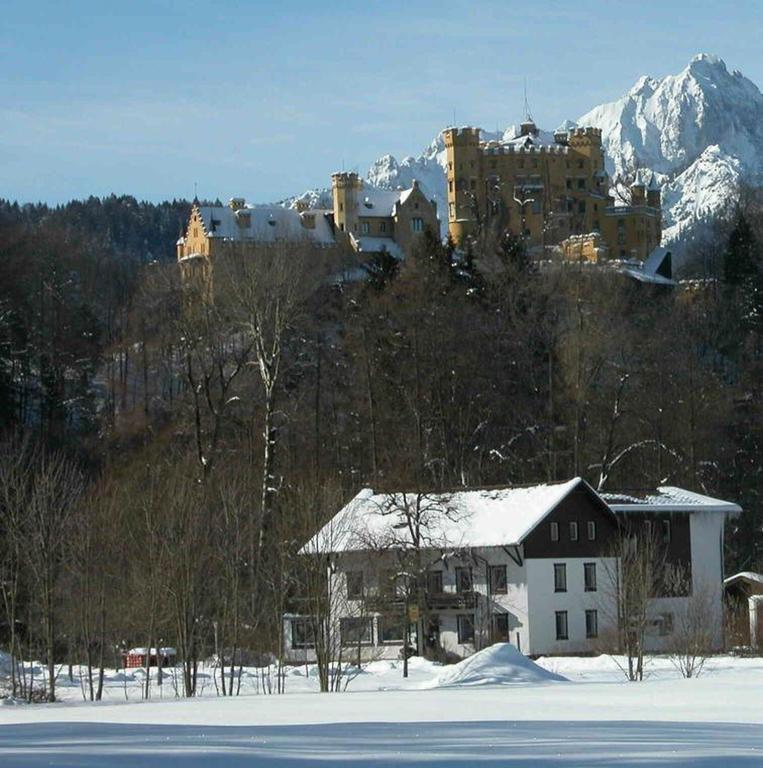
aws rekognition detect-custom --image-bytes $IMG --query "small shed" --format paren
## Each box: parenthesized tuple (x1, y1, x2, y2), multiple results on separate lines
(122, 647, 177, 669)
(724, 572, 763, 650)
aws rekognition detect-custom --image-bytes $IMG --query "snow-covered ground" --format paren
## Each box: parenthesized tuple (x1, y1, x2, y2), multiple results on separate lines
(2, 646, 763, 766)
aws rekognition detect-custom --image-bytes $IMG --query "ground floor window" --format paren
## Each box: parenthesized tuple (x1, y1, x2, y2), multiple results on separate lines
(585, 609, 598, 639)
(291, 618, 316, 649)
(492, 613, 510, 642)
(340, 617, 373, 646)
(379, 614, 406, 644)
(555, 610, 568, 641)
(457, 614, 475, 644)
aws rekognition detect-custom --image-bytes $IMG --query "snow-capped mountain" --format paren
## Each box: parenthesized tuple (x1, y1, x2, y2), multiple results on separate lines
(285, 54, 763, 253)
(577, 53, 763, 242)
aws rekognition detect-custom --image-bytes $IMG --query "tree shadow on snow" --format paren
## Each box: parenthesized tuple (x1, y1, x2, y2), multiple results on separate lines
(0, 720, 761, 767)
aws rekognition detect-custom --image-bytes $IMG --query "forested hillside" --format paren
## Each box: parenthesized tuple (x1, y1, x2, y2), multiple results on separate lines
(0, 190, 761, 700)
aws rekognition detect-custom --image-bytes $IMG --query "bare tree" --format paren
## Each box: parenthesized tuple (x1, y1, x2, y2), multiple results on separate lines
(666, 568, 715, 678)
(601, 527, 669, 681)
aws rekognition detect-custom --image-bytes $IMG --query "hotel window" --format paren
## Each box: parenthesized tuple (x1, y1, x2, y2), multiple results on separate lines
(346, 571, 363, 599)
(569, 522, 579, 542)
(411, 217, 424, 232)
(455, 566, 473, 593)
(554, 563, 567, 593)
(340, 617, 373, 646)
(379, 614, 405, 644)
(550, 521, 559, 542)
(457, 614, 475, 643)
(584, 562, 597, 592)
(426, 570, 443, 594)
(489, 565, 508, 595)
(585, 609, 598, 639)
(291, 618, 316, 649)
(492, 613, 510, 642)
(587, 521, 596, 541)
(555, 610, 568, 640)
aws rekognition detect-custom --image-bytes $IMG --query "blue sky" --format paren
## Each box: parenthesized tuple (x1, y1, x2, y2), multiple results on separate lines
(2, 0, 762, 205)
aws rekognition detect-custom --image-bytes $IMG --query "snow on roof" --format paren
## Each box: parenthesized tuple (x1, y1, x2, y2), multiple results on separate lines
(356, 187, 405, 218)
(601, 487, 741, 515)
(724, 571, 763, 587)
(302, 478, 587, 555)
(351, 234, 403, 260)
(619, 246, 676, 286)
(197, 205, 335, 245)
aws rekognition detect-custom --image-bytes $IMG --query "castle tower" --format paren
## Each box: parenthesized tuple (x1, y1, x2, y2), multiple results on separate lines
(647, 175, 661, 209)
(566, 127, 605, 167)
(631, 181, 646, 206)
(331, 172, 362, 235)
(443, 126, 481, 246)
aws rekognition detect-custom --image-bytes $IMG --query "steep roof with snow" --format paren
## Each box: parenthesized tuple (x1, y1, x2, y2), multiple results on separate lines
(601, 487, 741, 515)
(195, 205, 335, 245)
(302, 478, 589, 554)
(355, 187, 406, 218)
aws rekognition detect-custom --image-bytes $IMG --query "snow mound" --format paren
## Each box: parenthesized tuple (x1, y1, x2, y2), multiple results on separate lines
(431, 644, 567, 688)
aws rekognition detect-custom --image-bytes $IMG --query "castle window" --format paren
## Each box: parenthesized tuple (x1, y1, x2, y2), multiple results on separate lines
(411, 217, 424, 233)
(448, 202, 455, 219)
(449, 180, 453, 193)
(339, 203, 344, 212)
(361, 222, 370, 234)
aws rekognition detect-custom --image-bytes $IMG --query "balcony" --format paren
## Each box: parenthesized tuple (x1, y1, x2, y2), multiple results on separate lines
(426, 590, 478, 610)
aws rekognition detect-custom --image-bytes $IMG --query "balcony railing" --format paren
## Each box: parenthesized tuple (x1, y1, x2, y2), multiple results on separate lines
(426, 590, 478, 610)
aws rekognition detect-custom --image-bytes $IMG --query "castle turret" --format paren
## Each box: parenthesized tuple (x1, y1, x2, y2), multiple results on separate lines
(442, 126, 482, 246)
(567, 126, 604, 165)
(331, 172, 363, 235)
(647, 175, 661, 209)
(631, 181, 646, 206)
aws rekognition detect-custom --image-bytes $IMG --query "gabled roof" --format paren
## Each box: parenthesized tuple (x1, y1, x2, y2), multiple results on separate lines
(194, 205, 335, 245)
(302, 477, 595, 555)
(601, 487, 741, 515)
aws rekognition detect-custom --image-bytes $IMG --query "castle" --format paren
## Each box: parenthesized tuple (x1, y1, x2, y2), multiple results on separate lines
(176, 174, 440, 300)
(443, 119, 662, 262)
(330, 172, 439, 260)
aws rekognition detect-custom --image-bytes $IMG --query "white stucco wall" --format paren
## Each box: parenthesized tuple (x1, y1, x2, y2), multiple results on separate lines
(525, 557, 618, 656)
